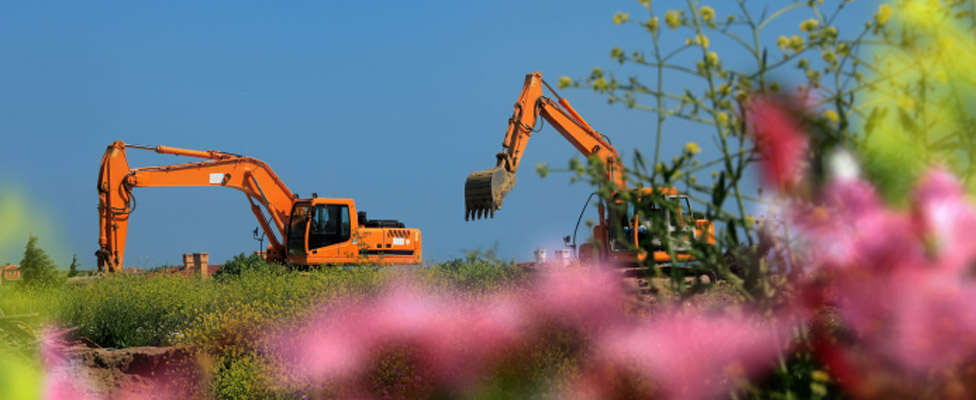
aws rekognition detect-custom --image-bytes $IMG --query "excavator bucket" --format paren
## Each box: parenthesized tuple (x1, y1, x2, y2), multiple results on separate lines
(464, 167, 516, 220)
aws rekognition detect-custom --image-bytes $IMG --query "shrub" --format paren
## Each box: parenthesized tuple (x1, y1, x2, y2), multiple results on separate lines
(212, 253, 282, 281)
(55, 274, 209, 348)
(210, 354, 279, 400)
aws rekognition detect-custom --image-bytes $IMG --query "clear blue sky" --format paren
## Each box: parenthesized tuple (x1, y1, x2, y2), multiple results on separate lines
(0, 1, 878, 268)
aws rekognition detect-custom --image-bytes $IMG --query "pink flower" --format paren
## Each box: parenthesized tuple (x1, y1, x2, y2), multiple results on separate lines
(911, 169, 976, 273)
(41, 329, 99, 400)
(588, 313, 790, 400)
(272, 269, 792, 398)
(272, 269, 637, 397)
(40, 329, 195, 400)
(792, 169, 976, 395)
(275, 282, 531, 394)
(798, 177, 923, 274)
(746, 96, 810, 191)
(527, 267, 627, 329)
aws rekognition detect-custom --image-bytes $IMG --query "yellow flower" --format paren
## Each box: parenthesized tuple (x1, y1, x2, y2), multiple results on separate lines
(777, 36, 790, 50)
(558, 76, 572, 89)
(695, 33, 710, 48)
(812, 370, 831, 382)
(837, 43, 851, 56)
(665, 10, 682, 29)
(875, 4, 893, 26)
(684, 142, 702, 154)
(699, 6, 716, 22)
(822, 50, 836, 63)
(718, 83, 731, 96)
(823, 26, 838, 38)
(790, 35, 805, 51)
(593, 77, 608, 90)
(705, 51, 719, 65)
(745, 215, 756, 226)
(938, 37, 954, 51)
(822, 109, 839, 123)
(645, 17, 659, 34)
(716, 112, 729, 125)
(897, 95, 915, 112)
(800, 18, 819, 32)
(613, 11, 630, 25)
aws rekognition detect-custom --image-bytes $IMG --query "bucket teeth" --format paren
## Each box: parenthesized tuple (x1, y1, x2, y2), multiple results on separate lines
(464, 167, 517, 221)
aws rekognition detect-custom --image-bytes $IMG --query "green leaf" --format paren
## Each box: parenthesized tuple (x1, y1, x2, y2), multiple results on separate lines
(536, 162, 550, 178)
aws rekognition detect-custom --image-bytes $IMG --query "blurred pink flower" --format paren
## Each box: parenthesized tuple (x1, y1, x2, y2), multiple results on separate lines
(274, 269, 789, 399)
(276, 281, 533, 394)
(527, 267, 627, 329)
(41, 329, 99, 400)
(40, 329, 193, 400)
(795, 170, 976, 394)
(589, 313, 790, 400)
(911, 169, 976, 273)
(746, 96, 809, 191)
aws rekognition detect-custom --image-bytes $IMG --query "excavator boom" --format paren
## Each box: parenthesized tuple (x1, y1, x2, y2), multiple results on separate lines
(97, 141, 295, 272)
(465, 72, 625, 220)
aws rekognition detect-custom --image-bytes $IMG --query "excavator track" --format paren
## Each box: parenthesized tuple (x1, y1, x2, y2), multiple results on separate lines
(464, 167, 516, 220)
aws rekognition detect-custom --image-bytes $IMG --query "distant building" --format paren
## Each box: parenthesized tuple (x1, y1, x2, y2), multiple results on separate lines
(182, 253, 220, 279)
(1, 265, 20, 284)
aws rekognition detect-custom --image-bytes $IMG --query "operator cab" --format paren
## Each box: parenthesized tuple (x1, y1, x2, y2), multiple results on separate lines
(608, 190, 695, 253)
(286, 200, 351, 257)
(285, 198, 422, 265)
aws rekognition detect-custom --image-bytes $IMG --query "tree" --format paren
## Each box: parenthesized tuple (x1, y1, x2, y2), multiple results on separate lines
(19, 234, 61, 288)
(67, 254, 80, 278)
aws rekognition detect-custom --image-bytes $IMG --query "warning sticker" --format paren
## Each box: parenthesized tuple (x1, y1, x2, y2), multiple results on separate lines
(210, 173, 223, 184)
(392, 237, 405, 246)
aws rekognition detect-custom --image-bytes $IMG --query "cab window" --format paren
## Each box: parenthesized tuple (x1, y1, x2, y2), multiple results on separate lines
(308, 204, 351, 249)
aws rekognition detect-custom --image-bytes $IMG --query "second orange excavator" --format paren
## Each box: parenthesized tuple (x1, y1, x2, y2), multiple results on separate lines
(465, 72, 714, 265)
(97, 141, 421, 272)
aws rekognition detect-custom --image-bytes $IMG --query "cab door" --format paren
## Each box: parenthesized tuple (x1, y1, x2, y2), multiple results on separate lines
(306, 203, 351, 261)
(286, 202, 311, 257)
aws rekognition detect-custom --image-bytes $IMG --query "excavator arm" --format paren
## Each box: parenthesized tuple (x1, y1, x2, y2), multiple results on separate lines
(465, 72, 626, 220)
(96, 141, 295, 272)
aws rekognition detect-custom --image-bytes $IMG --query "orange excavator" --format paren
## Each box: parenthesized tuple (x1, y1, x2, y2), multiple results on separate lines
(97, 141, 421, 272)
(464, 72, 714, 265)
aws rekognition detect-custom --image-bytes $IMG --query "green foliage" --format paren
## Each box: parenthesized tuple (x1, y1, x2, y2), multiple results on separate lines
(211, 354, 280, 400)
(857, 1, 976, 203)
(212, 253, 282, 281)
(55, 274, 208, 348)
(0, 347, 41, 400)
(426, 257, 526, 293)
(18, 235, 61, 288)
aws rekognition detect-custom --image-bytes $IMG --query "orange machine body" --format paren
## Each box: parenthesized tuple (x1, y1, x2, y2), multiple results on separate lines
(465, 72, 714, 267)
(96, 141, 421, 272)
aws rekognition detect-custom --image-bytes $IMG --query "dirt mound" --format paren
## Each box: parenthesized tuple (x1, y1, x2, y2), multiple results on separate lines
(64, 346, 206, 399)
